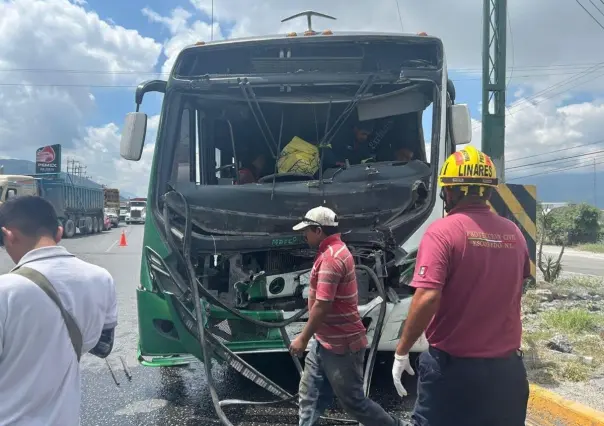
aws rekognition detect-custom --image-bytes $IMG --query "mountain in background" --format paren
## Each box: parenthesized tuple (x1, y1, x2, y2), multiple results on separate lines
(517, 171, 602, 209)
(0, 159, 140, 200)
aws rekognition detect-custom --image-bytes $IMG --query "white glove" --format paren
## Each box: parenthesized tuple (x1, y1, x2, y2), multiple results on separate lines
(392, 353, 415, 397)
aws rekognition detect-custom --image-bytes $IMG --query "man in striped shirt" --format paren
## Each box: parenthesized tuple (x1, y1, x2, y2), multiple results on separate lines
(290, 206, 402, 426)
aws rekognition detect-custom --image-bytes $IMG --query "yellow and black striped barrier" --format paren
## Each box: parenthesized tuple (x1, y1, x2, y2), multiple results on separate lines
(487, 184, 538, 282)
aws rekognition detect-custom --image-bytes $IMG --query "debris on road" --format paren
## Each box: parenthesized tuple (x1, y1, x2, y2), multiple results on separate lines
(120, 355, 133, 381)
(105, 358, 120, 386)
(546, 335, 573, 354)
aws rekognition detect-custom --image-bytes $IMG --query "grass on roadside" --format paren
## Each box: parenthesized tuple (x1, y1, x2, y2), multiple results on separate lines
(541, 309, 604, 334)
(574, 243, 604, 253)
(542, 275, 604, 295)
(522, 306, 604, 384)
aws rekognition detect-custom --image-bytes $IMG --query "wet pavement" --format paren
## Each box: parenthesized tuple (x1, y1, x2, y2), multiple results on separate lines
(0, 225, 418, 425)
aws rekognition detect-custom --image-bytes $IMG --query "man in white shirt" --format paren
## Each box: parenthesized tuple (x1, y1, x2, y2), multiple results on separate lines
(0, 195, 118, 426)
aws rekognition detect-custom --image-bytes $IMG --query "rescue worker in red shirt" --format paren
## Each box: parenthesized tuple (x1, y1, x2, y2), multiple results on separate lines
(290, 206, 403, 426)
(392, 146, 531, 426)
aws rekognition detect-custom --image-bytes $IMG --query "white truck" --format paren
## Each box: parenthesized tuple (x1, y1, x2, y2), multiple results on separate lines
(126, 198, 147, 224)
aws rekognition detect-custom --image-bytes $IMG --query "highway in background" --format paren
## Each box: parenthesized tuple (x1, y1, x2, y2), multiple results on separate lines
(0, 225, 417, 425)
(541, 245, 604, 277)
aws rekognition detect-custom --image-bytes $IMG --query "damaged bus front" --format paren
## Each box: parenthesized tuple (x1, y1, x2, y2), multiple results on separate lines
(120, 31, 473, 368)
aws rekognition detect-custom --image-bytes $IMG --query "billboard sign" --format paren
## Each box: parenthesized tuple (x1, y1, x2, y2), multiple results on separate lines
(35, 144, 62, 174)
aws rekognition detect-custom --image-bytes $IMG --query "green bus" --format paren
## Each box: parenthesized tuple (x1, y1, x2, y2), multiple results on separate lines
(119, 12, 471, 403)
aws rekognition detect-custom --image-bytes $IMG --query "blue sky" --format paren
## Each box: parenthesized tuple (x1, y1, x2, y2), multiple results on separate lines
(78, 0, 575, 151)
(80, 0, 492, 137)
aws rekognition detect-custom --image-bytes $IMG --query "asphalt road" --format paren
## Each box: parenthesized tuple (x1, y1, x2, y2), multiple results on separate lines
(541, 245, 604, 277)
(0, 224, 417, 425)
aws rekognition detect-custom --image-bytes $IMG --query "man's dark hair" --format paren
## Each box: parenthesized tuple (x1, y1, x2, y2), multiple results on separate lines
(0, 195, 59, 238)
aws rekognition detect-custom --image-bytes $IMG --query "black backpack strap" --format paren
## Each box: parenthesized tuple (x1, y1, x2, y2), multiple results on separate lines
(11, 266, 83, 362)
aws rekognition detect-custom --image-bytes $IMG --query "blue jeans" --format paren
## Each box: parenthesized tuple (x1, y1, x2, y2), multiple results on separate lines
(298, 341, 401, 426)
(410, 347, 529, 426)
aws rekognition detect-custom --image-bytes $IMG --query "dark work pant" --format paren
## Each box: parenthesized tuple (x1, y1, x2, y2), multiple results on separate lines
(298, 341, 401, 426)
(410, 347, 529, 426)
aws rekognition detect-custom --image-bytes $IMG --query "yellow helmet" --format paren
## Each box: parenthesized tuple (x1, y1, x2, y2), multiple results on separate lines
(438, 145, 498, 188)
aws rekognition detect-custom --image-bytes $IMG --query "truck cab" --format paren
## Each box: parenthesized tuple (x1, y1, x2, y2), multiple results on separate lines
(127, 198, 147, 224)
(0, 175, 39, 203)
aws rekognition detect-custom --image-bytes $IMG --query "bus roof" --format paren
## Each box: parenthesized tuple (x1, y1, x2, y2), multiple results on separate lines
(179, 31, 439, 53)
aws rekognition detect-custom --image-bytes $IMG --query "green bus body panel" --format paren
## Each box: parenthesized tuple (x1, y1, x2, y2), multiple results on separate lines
(163, 294, 291, 361)
(137, 289, 188, 356)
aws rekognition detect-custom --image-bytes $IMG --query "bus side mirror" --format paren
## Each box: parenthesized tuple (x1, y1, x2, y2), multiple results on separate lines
(120, 112, 148, 161)
(450, 104, 472, 145)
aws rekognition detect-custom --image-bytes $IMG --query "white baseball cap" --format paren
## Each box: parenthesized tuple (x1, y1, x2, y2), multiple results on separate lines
(293, 206, 339, 231)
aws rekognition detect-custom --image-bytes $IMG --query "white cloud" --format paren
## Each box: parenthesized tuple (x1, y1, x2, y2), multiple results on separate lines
(64, 115, 159, 196)
(0, 0, 161, 193)
(142, 6, 223, 75)
(468, 98, 604, 181)
(3, 0, 604, 197)
(144, 0, 604, 111)
(141, 0, 604, 189)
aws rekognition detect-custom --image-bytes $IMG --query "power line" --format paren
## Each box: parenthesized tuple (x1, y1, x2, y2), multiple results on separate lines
(505, 62, 604, 110)
(4, 62, 604, 76)
(508, 158, 603, 181)
(575, 0, 604, 30)
(507, 138, 604, 162)
(453, 61, 604, 72)
(4, 70, 604, 89)
(507, 149, 604, 170)
(473, 61, 604, 130)
(395, 0, 404, 32)
(455, 69, 604, 81)
(506, 67, 604, 116)
(588, 0, 604, 19)
(510, 153, 604, 174)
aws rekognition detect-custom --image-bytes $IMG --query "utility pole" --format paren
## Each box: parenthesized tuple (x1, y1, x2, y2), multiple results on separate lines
(482, 0, 507, 182)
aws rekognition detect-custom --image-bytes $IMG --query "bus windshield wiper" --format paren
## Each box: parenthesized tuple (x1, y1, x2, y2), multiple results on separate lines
(317, 74, 376, 187)
(240, 81, 278, 158)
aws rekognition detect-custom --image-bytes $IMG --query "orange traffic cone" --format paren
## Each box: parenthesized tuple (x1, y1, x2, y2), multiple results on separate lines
(119, 230, 128, 247)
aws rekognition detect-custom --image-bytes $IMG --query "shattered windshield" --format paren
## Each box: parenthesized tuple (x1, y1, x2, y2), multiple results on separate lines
(169, 86, 436, 188)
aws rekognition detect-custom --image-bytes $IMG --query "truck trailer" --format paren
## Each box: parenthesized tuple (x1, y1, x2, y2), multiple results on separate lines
(0, 173, 105, 238)
(103, 187, 120, 227)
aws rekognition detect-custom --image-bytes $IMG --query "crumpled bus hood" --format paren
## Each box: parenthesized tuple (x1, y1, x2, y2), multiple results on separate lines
(167, 160, 431, 241)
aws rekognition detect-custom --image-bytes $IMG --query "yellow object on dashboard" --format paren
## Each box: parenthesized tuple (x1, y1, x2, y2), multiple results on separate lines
(277, 136, 320, 175)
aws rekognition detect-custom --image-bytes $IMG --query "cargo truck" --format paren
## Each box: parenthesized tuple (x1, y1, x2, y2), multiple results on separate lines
(119, 201, 129, 222)
(103, 187, 120, 227)
(125, 197, 147, 224)
(0, 173, 105, 238)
